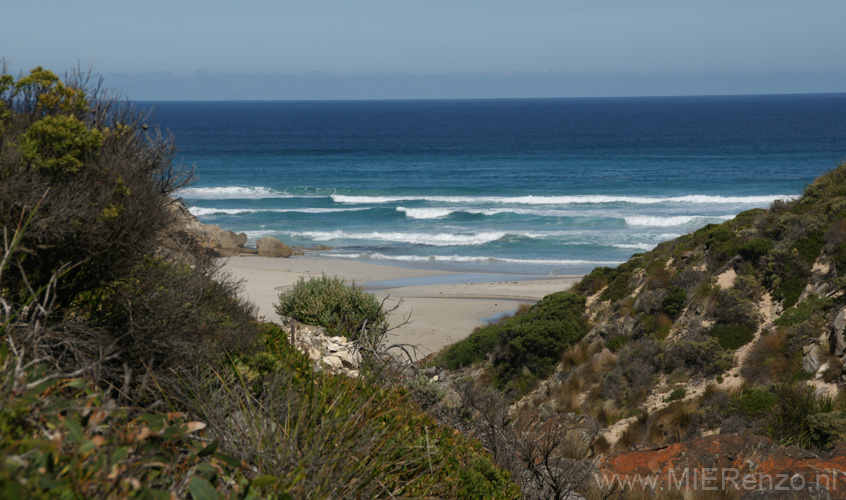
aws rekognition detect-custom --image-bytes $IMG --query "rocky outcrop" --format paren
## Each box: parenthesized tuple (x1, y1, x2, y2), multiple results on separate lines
(599, 435, 846, 498)
(257, 235, 296, 258)
(168, 202, 249, 257)
(830, 307, 846, 359)
(284, 322, 361, 377)
(162, 201, 301, 259)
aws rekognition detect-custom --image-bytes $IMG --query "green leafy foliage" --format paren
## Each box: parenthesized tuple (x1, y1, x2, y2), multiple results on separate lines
(440, 325, 499, 369)
(490, 292, 590, 394)
(765, 383, 838, 449)
(734, 386, 777, 417)
(707, 323, 756, 350)
(775, 295, 831, 327)
(18, 114, 103, 173)
(661, 338, 732, 377)
(704, 224, 739, 262)
(191, 324, 522, 500)
(275, 274, 388, 342)
(661, 285, 687, 317)
(0, 349, 265, 499)
(738, 237, 773, 262)
(606, 334, 630, 352)
(1, 66, 190, 307)
(665, 388, 686, 402)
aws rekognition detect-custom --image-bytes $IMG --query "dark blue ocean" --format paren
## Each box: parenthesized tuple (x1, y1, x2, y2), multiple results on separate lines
(147, 95, 846, 276)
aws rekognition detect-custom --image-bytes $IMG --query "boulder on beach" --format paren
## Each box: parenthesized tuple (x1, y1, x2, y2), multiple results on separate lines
(257, 235, 296, 258)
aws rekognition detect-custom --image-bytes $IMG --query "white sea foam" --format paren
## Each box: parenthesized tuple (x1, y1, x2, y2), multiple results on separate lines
(291, 230, 508, 246)
(396, 206, 597, 219)
(396, 207, 456, 219)
(334, 193, 795, 206)
(329, 253, 623, 266)
(623, 214, 734, 227)
(189, 207, 369, 216)
(178, 186, 287, 200)
(613, 243, 659, 251)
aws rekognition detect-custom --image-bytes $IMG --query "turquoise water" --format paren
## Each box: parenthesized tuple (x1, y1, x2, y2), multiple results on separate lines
(148, 95, 846, 276)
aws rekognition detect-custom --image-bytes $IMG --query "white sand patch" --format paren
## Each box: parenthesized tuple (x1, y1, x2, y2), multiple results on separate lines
(716, 268, 737, 289)
(219, 255, 580, 356)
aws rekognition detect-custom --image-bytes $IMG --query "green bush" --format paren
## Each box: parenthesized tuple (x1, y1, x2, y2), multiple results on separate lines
(775, 295, 831, 327)
(708, 323, 756, 350)
(705, 224, 739, 261)
(662, 338, 733, 377)
(275, 274, 388, 342)
(606, 334, 630, 352)
(766, 383, 836, 449)
(661, 285, 687, 317)
(440, 326, 499, 369)
(665, 388, 686, 402)
(79, 257, 260, 393)
(714, 288, 759, 328)
(491, 292, 590, 394)
(734, 386, 777, 417)
(0, 346, 261, 499)
(795, 229, 825, 266)
(0, 66, 189, 308)
(195, 324, 522, 499)
(739, 237, 773, 262)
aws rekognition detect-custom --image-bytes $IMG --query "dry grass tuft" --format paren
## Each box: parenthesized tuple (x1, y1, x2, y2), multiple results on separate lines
(593, 434, 611, 456)
(648, 400, 700, 444)
(561, 340, 604, 371)
(741, 329, 797, 385)
(614, 420, 643, 452)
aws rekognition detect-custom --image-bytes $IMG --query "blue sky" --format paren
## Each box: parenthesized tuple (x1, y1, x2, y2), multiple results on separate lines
(3, 0, 845, 100)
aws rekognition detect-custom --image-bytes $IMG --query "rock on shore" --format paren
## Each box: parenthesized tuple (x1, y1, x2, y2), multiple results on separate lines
(162, 201, 300, 259)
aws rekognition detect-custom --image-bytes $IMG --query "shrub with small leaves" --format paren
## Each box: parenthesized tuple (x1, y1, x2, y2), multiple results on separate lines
(275, 274, 388, 342)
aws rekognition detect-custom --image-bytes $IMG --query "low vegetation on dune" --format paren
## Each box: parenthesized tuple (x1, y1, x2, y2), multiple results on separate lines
(433, 156, 846, 494)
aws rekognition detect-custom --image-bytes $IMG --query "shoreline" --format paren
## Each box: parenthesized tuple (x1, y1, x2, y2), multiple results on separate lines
(219, 255, 581, 356)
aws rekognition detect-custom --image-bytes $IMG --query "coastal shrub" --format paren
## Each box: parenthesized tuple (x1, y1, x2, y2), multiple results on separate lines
(739, 237, 773, 262)
(771, 258, 809, 309)
(661, 285, 687, 317)
(774, 295, 831, 327)
(705, 224, 739, 262)
(80, 257, 260, 398)
(0, 66, 190, 309)
(707, 323, 755, 350)
(275, 274, 388, 342)
(665, 388, 686, 402)
(577, 266, 615, 295)
(645, 258, 671, 287)
(440, 325, 499, 369)
(601, 339, 662, 406)
(606, 335, 630, 352)
(713, 288, 759, 328)
(491, 291, 590, 394)
(597, 256, 645, 303)
(0, 350, 263, 499)
(734, 386, 777, 417)
(765, 383, 836, 449)
(795, 229, 826, 266)
(732, 274, 765, 302)
(661, 338, 733, 377)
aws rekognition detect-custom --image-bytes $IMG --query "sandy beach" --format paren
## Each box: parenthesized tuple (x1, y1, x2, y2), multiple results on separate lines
(220, 256, 581, 356)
